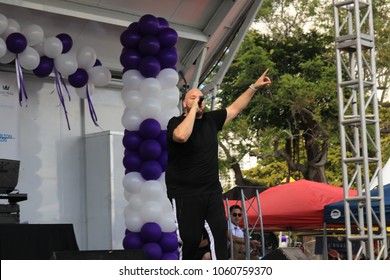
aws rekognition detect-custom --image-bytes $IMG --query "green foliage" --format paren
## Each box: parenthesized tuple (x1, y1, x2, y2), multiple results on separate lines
(379, 106, 390, 162)
(325, 142, 344, 187)
(256, 0, 322, 37)
(243, 157, 302, 187)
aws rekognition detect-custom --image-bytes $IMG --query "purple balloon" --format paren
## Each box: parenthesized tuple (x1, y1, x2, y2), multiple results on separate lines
(158, 47, 178, 69)
(33, 56, 54, 77)
(140, 160, 162, 180)
(123, 151, 142, 171)
(157, 28, 178, 48)
(56, 33, 73, 53)
(157, 17, 170, 30)
(120, 48, 141, 69)
(159, 232, 178, 252)
(138, 35, 160, 56)
(157, 130, 167, 149)
(158, 150, 168, 171)
(120, 29, 141, 49)
(139, 139, 162, 160)
(122, 131, 142, 151)
(123, 232, 144, 249)
(143, 242, 163, 260)
(140, 222, 162, 243)
(139, 56, 161, 78)
(68, 68, 88, 88)
(161, 252, 179, 260)
(93, 59, 102, 67)
(139, 118, 161, 139)
(138, 14, 159, 35)
(6, 32, 27, 54)
(128, 22, 139, 32)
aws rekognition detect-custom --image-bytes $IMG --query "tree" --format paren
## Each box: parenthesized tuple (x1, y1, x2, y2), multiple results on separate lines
(372, 0, 390, 105)
(219, 30, 337, 184)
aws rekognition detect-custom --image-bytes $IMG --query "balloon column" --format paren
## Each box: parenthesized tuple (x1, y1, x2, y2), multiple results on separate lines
(0, 13, 111, 129)
(120, 14, 180, 260)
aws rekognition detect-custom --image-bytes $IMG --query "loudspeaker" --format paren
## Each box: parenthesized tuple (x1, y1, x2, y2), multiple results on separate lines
(52, 249, 146, 260)
(261, 247, 308, 260)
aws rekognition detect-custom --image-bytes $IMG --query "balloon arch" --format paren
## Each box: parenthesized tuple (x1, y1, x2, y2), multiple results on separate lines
(0, 13, 111, 129)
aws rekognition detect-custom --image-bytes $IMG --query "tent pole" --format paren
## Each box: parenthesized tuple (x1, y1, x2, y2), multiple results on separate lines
(225, 198, 235, 260)
(254, 189, 265, 257)
(323, 222, 328, 260)
(240, 188, 251, 260)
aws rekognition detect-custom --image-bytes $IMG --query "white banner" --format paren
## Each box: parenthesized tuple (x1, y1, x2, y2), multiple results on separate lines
(0, 71, 20, 160)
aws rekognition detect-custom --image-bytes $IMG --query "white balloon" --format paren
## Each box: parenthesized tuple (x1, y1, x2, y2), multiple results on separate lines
(158, 172, 166, 191)
(77, 46, 96, 70)
(121, 88, 142, 109)
(161, 87, 180, 110)
(158, 108, 179, 129)
(139, 97, 162, 119)
(0, 50, 15, 64)
(88, 66, 111, 87)
(121, 107, 142, 131)
(0, 13, 8, 35)
(157, 68, 179, 89)
(159, 212, 177, 232)
(122, 172, 144, 193)
(75, 83, 94, 99)
(22, 24, 44, 46)
(2, 18, 20, 39)
(123, 189, 131, 201)
(43, 37, 63, 58)
(34, 40, 45, 56)
(140, 201, 163, 223)
(122, 69, 144, 90)
(0, 37, 6, 58)
(140, 180, 163, 202)
(124, 209, 143, 232)
(161, 197, 173, 212)
(54, 53, 78, 76)
(18, 46, 40, 70)
(128, 193, 143, 210)
(140, 78, 161, 99)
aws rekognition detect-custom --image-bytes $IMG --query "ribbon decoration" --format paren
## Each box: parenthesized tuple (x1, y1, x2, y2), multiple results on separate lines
(53, 67, 71, 130)
(15, 56, 28, 107)
(85, 84, 98, 126)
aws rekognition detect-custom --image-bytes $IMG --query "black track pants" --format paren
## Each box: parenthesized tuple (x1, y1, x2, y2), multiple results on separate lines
(171, 193, 228, 260)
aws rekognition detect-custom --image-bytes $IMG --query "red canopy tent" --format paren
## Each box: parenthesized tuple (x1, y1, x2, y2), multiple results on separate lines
(242, 179, 357, 231)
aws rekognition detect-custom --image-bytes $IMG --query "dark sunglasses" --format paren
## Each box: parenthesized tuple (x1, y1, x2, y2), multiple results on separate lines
(232, 213, 242, 217)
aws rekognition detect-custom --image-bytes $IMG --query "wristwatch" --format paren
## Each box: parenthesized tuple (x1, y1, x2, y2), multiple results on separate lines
(249, 84, 258, 92)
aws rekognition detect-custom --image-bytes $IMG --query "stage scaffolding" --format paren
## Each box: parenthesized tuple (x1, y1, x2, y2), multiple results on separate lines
(333, 0, 388, 259)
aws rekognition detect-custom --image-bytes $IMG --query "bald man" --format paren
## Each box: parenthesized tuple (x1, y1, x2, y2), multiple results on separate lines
(166, 69, 271, 260)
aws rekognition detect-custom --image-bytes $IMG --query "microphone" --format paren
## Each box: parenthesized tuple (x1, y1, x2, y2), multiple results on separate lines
(198, 96, 204, 107)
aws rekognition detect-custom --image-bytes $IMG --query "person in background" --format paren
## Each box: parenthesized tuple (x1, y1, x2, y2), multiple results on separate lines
(194, 227, 211, 260)
(228, 205, 260, 260)
(166, 69, 271, 260)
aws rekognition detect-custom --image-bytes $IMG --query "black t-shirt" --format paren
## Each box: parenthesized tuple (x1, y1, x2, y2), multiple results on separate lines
(166, 109, 227, 198)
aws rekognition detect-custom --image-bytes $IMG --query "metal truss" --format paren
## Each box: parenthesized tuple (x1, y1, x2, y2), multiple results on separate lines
(333, 0, 388, 260)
